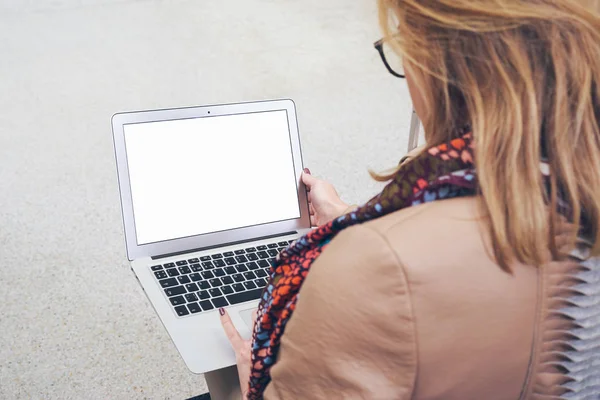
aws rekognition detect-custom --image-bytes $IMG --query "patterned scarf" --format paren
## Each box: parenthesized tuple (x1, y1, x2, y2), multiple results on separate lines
(248, 133, 477, 399)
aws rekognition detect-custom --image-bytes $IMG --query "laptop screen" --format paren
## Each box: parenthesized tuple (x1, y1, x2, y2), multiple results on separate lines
(123, 109, 301, 246)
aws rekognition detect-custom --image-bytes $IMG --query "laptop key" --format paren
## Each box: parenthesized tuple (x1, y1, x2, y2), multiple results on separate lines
(190, 264, 202, 272)
(190, 273, 202, 282)
(223, 251, 234, 257)
(176, 260, 188, 266)
(178, 266, 191, 275)
(199, 281, 210, 290)
(246, 262, 259, 270)
(177, 276, 191, 284)
(201, 271, 214, 279)
(199, 300, 214, 311)
(235, 264, 248, 272)
(202, 261, 214, 269)
(267, 243, 278, 249)
(257, 251, 269, 259)
(243, 271, 257, 280)
(234, 249, 245, 255)
(200, 256, 212, 262)
(246, 253, 258, 261)
(187, 302, 201, 313)
(221, 285, 234, 295)
(267, 249, 279, 257)
(256, 270, 268, 278)
(170, 295, 186, 306)
(226, 288, 263, 305)
(257, 260, 269, 268)
(235, 255, 248, 263)
(278, 241, 289, 247)
(224, 266, 236, 275)
(232, 283, 245, 292)
(165, 286, 186, 297)
(209, 288, 222, 297)
(222, 276, 234, 285)
(199, 290, 210, 300)
(209, 278, 223, 287)
(213, 268, 226, 277)
(212, 297, 228, 308)
(175, 305, 189, 316)
(225, 257, 236, 265)
(159, 278, 178, 288)
(245, 247, 257, 252)
(211, 254, 223, 259)
(213, 259, 226, 268)
(185, 293, 199, 302)
(232, 274, 245, 283)
(151, 265, 163, 271)
(188, 258, 199, 263)
(288, 240, 295, 244)
(268, 258, 277, 267)
(154, 271, 168, 280)
(185, 283, 199, 292)
(257, 245, 267, 250)
(167, 268, 180, 277)
(164, 262, 175, 268)
(243, 281, 257, 290)
(255, 278, 267, 287)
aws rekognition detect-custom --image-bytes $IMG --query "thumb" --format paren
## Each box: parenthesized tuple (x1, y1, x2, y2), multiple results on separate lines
(301, 170, 317, 188)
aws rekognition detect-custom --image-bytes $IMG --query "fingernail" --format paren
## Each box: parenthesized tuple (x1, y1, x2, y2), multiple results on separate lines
(304, 168, 311, 174)
(219, 308, 225, 316)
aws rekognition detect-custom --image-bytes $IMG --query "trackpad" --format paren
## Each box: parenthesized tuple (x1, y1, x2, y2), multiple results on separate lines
(239, 308, 257, 330)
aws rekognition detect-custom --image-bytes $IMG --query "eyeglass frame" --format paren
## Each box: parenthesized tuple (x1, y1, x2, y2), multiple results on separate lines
(374, 38, 406, 79)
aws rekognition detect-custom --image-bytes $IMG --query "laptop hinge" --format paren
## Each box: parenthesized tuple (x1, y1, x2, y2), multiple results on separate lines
(151, 231, 298, 260)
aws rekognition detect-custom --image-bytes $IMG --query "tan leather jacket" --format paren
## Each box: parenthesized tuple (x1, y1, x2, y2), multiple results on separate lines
(263, 197, 586, 399)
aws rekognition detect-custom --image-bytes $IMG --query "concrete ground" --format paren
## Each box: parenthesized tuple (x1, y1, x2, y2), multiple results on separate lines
(0, 0, 413, 398)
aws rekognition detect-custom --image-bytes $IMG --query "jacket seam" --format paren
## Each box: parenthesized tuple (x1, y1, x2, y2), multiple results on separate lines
(518, 263, 544, 399)
(360, 224, 420, 400)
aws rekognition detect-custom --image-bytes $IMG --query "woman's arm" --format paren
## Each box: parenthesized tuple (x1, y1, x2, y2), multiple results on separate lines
(263, 225, 418, 399)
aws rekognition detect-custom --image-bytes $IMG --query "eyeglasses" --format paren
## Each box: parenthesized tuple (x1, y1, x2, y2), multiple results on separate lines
(374, 38, 405, 79)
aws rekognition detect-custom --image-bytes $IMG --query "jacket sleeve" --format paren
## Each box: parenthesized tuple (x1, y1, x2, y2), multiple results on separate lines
(263, 224, 418, 400)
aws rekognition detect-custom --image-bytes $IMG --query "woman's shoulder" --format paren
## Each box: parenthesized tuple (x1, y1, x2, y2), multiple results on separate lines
(267, 198, 485, 398)
(323, 196, 539, 400)
(329, 196, 484, 273)
(267, 196, 539, 399)
(266, 218, 419, 399)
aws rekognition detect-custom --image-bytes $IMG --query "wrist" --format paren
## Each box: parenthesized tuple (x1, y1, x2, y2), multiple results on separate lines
(335, 201, 352, 217)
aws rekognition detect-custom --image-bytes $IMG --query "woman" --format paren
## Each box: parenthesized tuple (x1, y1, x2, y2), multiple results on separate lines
(210, 0, 600, 398)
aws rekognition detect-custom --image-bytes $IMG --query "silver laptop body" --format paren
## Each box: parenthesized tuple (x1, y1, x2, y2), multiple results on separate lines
(112, 99, 311, 373)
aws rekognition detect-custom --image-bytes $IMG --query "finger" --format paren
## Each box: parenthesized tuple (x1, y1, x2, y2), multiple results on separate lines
(219, 308, 243, 350)
(302, 171, 317, 189)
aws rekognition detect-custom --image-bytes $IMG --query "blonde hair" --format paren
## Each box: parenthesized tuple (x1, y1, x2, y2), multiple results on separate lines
(378, 0, 600, 269)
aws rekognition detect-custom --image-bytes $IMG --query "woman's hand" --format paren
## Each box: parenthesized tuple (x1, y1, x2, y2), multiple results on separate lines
(302, 168, 349, 227)
(219, 307, 255, 399)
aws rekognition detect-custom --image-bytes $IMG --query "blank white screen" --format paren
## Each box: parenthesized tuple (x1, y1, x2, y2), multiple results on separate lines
(123, 110, 300, 245)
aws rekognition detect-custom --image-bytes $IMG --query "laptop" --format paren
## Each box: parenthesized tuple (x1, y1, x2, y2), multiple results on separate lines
(111, 99, 311, 373)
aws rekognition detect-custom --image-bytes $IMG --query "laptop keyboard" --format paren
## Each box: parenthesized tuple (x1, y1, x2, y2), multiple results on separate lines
(150, 240, 294, 317)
